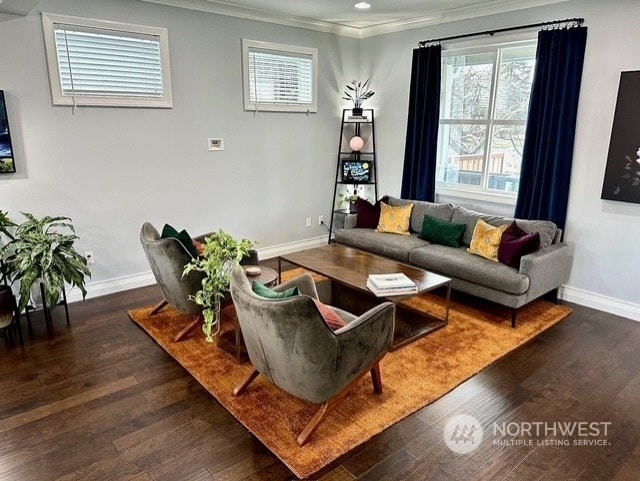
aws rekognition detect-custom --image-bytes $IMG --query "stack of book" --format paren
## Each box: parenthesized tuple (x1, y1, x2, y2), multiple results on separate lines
(366, 273, 418, 297)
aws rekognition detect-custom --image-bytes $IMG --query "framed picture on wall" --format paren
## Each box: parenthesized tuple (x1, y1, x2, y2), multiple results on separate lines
(0, 90, 16, 174)
(601, 71, 640, 204)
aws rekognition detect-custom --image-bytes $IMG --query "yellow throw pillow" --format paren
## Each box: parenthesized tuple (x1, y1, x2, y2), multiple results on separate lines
(375, 202, 413, 236)
(467, 219, 508, 261)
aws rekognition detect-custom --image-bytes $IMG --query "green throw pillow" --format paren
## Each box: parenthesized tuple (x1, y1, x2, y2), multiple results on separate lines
(161, 223, 198, 258)
(252, 282, 299, 299)
(418, 215, 466, 248)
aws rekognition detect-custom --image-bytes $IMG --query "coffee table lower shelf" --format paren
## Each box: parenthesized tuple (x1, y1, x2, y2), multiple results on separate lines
(331, 282, 450, 351)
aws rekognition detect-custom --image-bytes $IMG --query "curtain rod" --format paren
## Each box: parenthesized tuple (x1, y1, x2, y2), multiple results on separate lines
(418, 17, 584, 47)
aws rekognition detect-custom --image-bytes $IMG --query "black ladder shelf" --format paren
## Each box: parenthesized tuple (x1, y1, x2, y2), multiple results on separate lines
(328, 108, 378, 242)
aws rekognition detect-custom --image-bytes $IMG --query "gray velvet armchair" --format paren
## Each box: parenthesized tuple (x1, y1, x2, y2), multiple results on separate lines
(139, 222, 258, 341)
(229, 266, 395, 446)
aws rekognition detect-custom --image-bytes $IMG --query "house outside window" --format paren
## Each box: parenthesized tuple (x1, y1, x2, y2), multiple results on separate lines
(437, 41, 537, 202)
(242, 39, 317, 113)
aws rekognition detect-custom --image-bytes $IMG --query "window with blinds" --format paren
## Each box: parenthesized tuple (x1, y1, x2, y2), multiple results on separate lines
(42, 13, 172, 108)
(242, 39, 317, 113)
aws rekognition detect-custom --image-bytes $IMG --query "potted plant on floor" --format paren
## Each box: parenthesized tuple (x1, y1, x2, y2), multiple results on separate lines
(1, 212, 91, 315)
(183, 230, 253, 343)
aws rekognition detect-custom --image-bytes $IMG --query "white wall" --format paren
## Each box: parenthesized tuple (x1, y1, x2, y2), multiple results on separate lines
(360, 0, 640, 321)
(0, 0, 358, 295)
(3, 0, 639, 321)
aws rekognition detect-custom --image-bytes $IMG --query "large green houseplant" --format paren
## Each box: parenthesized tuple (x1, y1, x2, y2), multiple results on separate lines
(183, 230, 253, 343)
(1, 213, 91, 314)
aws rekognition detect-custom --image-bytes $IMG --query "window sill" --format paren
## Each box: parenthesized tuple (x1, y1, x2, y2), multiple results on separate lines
(435, 187, 517, 206)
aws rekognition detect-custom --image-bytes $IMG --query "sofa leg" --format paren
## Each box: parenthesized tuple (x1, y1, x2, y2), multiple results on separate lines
(511, 308, 517, 328)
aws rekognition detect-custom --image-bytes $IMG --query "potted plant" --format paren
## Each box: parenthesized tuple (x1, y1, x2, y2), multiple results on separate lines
(0, 210, 16, 328)
(183, 230, 253, 343)
(338, 186, 363, 213)
(1, 213, 91, 315)
(342, 78, 375, 116)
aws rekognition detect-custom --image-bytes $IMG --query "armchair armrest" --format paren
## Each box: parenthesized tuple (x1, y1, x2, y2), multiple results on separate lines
(333, 302, 395, 386)
(273, 273, 319, 299)
(519, 242, 569, 301)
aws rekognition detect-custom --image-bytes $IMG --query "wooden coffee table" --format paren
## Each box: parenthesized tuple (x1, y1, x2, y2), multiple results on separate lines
(279, 244, 451, 351)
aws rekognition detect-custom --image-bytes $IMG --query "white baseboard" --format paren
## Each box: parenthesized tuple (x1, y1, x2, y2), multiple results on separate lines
(559, 285, 640, 322)
(65, 235, 330, 303)
(67, 235, 640, 325)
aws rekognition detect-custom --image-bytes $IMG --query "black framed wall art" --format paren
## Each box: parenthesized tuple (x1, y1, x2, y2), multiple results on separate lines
(0, 90, 16, 174)
(601, 71, 640, 204)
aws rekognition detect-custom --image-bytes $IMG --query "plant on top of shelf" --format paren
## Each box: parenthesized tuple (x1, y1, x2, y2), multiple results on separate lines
(342, 79, 375, 115)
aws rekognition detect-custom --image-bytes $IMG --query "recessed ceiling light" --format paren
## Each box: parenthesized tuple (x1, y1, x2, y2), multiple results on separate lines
(354, 2, 371, 9)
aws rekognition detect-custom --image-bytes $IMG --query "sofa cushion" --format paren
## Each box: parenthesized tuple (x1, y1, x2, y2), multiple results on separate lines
(467, 219, 508, 262)
(408, 245, 530, 295)
(376, 202, 413, 235)
(451, 207, 511, 246)
(499, 221, 541, 269)
(418, 215, 466, 247)
(386, 196, 455, 233)
(451, 206, 557, 248)
(355, 197, 383, 228)
(334, 229, 429, 262)
(512, 219, 556, 248)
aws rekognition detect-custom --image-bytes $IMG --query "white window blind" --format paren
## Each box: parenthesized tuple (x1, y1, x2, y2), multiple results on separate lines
(242, 39, 317, 113)
(54, 25, 163, 98)
(42, 13, 172, 108)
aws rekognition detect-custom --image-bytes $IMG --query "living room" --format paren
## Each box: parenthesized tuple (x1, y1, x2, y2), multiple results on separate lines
(1, 0, 639, 479)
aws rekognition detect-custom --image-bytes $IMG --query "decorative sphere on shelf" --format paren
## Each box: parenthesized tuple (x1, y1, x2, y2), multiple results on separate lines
(349, 136, 364, 151)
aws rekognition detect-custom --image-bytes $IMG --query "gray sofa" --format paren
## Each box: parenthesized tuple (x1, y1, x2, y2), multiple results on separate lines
(333, 196, 569, 326)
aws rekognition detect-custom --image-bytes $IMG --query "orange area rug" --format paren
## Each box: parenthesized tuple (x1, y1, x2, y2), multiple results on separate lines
(128, 270, 571, 479)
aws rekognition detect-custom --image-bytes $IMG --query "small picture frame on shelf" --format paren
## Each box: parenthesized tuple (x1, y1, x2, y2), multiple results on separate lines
(342, 161, 371, 183)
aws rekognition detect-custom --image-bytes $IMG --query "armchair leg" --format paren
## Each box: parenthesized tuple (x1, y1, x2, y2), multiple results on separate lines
(150, 299, 169, 316)
(174, 313, 203, 342)
(511, 308, 517, 328)
(370, 362, 382, 394)
(233, 369, 260, 396)
(297, 355, 386, 446)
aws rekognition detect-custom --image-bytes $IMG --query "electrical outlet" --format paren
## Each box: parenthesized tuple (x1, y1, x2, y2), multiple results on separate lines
(306, 217, 312, 228)
(318, 215, 324, 225)
(85, 251, 95, 265)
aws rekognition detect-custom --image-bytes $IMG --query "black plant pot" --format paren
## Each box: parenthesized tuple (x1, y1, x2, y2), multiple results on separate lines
(351, 107, 363, 116)
(0, 285, 16, 329)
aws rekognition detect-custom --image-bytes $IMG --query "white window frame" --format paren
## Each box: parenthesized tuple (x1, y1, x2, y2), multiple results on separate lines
(242, 39, 318, 113)
(42, 12, 173, 108)
(437, 36, 537, 205)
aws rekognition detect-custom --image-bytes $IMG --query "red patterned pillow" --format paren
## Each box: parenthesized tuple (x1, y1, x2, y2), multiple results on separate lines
(498, 221, 541, 269)
(313, 299, 346, 330)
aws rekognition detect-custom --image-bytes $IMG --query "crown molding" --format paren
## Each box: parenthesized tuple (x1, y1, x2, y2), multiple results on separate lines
(140, 0, 362, 37)
(141, 0, 571, 39)
(0, 0, 41, 16)
(359, 0, 572, 38)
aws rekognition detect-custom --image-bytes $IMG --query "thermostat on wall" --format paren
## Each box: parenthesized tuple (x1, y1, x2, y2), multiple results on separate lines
(208, 138, 224, 151)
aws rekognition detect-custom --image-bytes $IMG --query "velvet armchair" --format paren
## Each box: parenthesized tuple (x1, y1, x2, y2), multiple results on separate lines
(229, 266, 395, 446)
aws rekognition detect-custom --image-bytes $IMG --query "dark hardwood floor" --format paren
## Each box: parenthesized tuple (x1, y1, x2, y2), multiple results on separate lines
(1, 275, 639, 480)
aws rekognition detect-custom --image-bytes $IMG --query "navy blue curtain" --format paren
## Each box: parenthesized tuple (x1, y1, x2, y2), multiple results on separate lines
(515, 27, 587, 230)
(401, 45, 441, 202)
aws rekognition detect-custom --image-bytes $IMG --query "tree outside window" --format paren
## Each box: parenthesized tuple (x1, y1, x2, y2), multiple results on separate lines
(437, 42, 536, 197)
